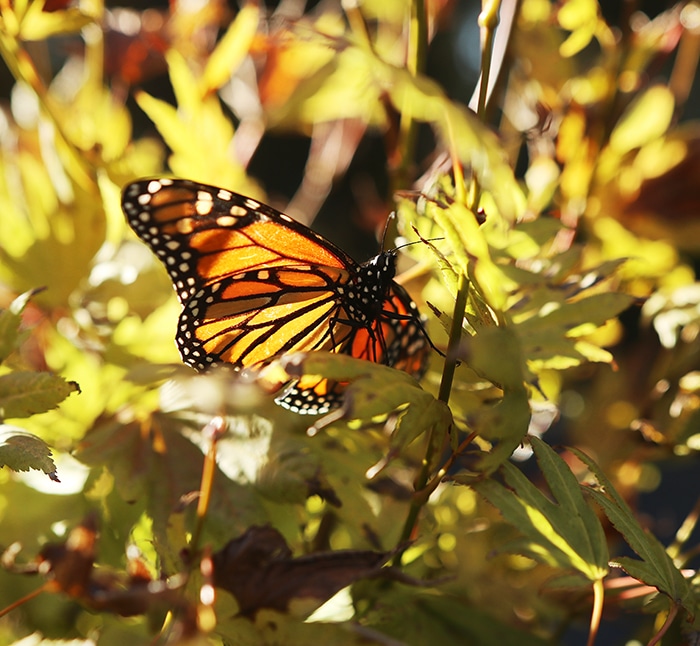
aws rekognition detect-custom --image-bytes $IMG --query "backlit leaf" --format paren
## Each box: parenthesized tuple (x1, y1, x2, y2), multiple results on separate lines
(0, 425, 57, 479)
(571, 447, 697, 617)
(136, 52, 255, 193)
(200, 3, 260, 94)
(609, 86, 675, 155)
(0, 289, 37, 365)
(19, 2, 92, 40)
(278, 352, 452, 456)
(0, 372, 80, 419)
(354, 581, 551, 646)
(74, 413, 268, 543)
(471, 437, 609, 581)
(0, 189, 107, 308)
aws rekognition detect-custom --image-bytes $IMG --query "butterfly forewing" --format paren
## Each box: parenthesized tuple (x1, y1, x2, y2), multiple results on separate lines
(122, 178, 430, 414)
(122, 179, 352, 301)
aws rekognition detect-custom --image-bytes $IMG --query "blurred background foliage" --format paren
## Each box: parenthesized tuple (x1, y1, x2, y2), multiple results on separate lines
(0, 0, 699, 644)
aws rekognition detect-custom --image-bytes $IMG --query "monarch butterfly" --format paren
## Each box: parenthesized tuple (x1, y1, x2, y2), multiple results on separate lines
(122, 178, 431, 414)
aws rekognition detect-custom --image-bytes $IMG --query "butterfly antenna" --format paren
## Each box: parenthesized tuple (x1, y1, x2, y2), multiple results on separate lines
(393, 237, 445, 253)
(380, 212, 396, 253)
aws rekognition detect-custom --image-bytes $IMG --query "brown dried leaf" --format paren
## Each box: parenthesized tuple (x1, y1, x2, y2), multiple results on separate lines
(212, 525, 391, 617)
(5, 514, 188, 618)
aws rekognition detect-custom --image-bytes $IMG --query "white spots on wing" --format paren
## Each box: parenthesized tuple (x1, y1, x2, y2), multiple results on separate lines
(216, 215, 236, 226)
(195, 191, 213, 215)
(176, 218, 195, 234)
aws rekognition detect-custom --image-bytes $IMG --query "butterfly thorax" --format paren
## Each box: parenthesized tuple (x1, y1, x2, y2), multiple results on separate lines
(340, 252, 397, 325)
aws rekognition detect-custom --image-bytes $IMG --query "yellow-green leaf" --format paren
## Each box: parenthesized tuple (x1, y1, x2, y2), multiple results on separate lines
(200, 3, 260, 94)
(609, 86, 675, 155)
(19, 4, 92, 40)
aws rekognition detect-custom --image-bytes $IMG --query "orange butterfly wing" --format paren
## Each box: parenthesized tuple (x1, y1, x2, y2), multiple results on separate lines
(122, 178, 429, 414)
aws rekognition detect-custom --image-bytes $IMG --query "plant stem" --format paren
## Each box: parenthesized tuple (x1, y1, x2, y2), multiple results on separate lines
(475, 0, 501, 120)
(393, 240, 470, 564)
(587, 578, 604, 646)
(189, 416, 226, 556)
(393, 0, 428, 193)
(438, 272, 470, 404)
(0, 584, 47, 618)
(648, 602, 679, 646)
(395, 0, 502, 562)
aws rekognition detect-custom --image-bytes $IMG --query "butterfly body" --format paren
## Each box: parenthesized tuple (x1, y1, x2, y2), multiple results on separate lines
(122, 178, 429, 414)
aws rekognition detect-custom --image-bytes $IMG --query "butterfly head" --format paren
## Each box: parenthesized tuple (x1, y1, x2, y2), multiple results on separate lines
(364, 251, 396, 280)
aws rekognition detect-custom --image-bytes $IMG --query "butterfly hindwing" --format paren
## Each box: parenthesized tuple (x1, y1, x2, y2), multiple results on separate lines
(177, 267, 357, 372)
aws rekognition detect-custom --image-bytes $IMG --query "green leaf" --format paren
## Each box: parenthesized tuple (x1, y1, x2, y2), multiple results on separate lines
(471, 437, 609, 581)
(425, 199, 496, 294)
(474, 387, 535, 474)
(516, 293, 635, 335)
(0, 309, 21, 367)
(0, 289, 37, 364)
(467, 326, 528, 391)
(278, 352, 451, 456)
(219, 609, 386, 646)
(458, 326, 532, 472)
(0, 371, 80, 419)
(0, 189, 107, 308)
(392, 396, 452, 455)
(74, 413, 268, 544)
(571, 447, 697, 617)
(513, 292, 634, 371)
(0, 425, 57, 479)
(354, 582, 551, 646)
